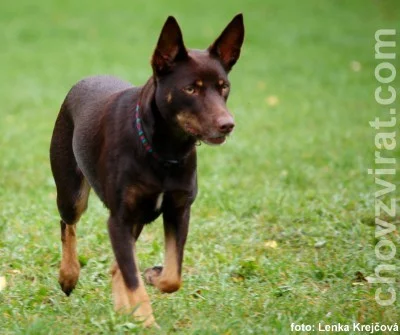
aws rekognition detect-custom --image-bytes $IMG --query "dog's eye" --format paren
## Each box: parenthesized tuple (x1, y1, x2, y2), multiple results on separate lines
(183, 86, 196, 95)
(221, 83, 230, 90)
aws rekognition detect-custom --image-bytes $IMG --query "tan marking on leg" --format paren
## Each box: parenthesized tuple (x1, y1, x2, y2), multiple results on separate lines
(111, 262, 130, 309)
(74, 179, 90, 216)
(160, 233, 182, 292)
(144, 234, 181, 293)
(59, 224, 80, 294)
(58, 180, 89, 295)
(111, 246, 156, 327)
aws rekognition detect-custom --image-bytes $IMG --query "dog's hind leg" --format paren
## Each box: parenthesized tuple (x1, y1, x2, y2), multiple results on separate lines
(50, 103, 91, 296)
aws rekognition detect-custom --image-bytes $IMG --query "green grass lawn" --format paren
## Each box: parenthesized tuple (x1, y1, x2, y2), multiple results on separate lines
(1, 0, 399, 334)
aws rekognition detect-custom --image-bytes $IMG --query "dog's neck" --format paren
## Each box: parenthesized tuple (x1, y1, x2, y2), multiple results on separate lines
(137, 77, 197, 163)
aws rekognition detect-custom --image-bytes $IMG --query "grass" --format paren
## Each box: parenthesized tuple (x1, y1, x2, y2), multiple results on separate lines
(0, 0, 399, 334)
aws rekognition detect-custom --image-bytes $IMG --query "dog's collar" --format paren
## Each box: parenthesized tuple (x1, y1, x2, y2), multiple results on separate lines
(135, 103, 182, 167)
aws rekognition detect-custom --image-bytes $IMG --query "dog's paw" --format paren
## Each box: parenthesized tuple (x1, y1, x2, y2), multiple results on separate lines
(143, 266, 163, 286)
(59, 260, 80, 296)
(59, 271, 79, 296)
(143, 266, 181, 293)
(137, 312, 160, 329)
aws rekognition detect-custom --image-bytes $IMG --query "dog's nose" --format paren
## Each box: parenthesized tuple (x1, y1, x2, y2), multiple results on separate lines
(217, 117, 235, 134)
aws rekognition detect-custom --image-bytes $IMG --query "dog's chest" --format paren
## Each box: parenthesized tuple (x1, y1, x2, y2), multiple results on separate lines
(136, 192, 164, 224)
(154, 193, 164, 211)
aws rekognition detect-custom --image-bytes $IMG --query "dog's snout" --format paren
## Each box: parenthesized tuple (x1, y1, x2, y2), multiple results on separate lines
(217, 116, 235, 134)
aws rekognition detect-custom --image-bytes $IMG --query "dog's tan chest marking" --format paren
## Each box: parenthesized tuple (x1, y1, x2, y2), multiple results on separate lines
(155, 193, 164, 211)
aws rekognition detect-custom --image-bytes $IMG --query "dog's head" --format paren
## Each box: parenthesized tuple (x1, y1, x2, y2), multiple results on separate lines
(151, 14, 244, 145)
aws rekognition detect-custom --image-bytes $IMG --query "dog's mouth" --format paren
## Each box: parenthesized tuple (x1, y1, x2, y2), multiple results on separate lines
(185, 125, 228, 146)
(202, 136, 227, 145)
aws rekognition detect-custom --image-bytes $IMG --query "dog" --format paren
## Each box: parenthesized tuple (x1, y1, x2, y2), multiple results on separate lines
(50, 14, 244, 327)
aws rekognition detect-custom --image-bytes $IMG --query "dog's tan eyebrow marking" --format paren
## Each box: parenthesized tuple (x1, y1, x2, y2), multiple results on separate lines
(167, 92, 172, 103)
(218, 79, 224, 86)
(195, 80, 203, 87)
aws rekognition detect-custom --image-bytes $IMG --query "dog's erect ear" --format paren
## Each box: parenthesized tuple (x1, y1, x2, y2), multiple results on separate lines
(208, 14, 244, 72)
(151, 16, 188, 75)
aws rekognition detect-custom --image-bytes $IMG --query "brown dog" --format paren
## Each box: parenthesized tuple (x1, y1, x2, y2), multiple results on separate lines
(50, 14, 244, 326)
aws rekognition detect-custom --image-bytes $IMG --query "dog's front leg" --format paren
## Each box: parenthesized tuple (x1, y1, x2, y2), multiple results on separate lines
(108, 216, 155, 327)
(145, 204, 190, 293)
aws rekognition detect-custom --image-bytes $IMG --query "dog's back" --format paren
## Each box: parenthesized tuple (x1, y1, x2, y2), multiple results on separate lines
(66, 75, 133, 123)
